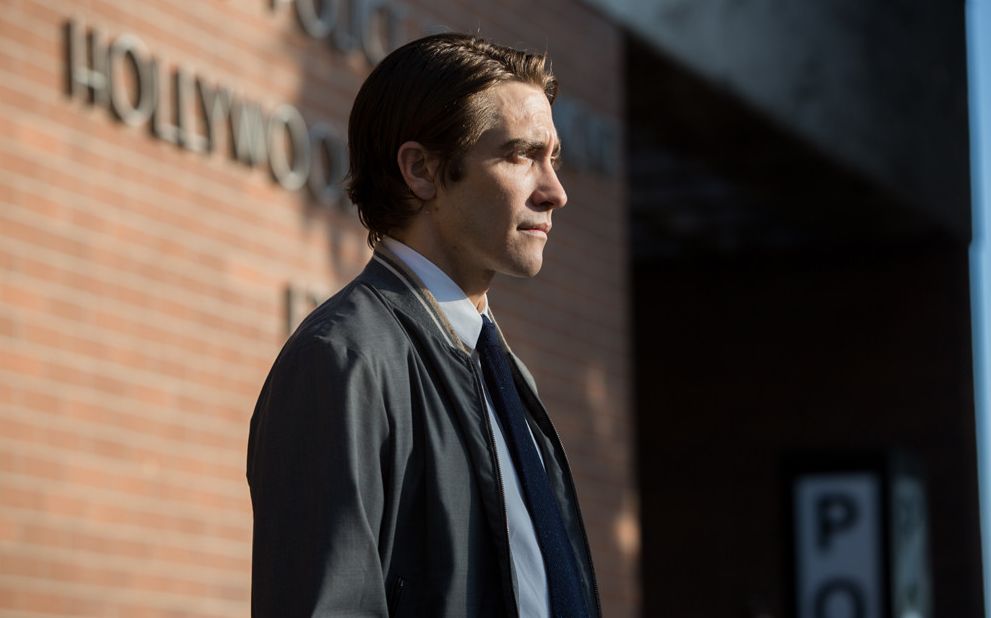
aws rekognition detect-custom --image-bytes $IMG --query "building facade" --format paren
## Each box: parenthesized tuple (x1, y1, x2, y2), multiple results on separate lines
(0, 1, 637, 616)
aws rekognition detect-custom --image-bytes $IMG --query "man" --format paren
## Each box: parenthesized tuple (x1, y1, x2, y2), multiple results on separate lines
(247, 33, 599, 617)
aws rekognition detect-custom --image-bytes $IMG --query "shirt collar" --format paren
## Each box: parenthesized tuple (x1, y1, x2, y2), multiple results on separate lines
(382, 237, 487, 350)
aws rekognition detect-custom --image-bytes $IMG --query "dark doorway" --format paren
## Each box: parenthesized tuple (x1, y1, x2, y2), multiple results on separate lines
(627, 33, 983, 617)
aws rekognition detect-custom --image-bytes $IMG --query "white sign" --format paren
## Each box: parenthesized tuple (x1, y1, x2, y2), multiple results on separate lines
(794, 473, 882, 618)
(891, 477, 931, 618)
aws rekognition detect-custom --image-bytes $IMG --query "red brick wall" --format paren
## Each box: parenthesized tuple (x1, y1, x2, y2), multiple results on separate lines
(0, 1, 636, 615)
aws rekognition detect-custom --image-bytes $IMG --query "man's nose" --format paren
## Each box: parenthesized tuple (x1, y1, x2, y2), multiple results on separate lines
(533, 162, 568, 211)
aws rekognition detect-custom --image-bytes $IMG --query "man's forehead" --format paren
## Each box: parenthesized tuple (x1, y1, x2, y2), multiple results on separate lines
(478, 84, 560, 145)
(489, 84, 553, 119)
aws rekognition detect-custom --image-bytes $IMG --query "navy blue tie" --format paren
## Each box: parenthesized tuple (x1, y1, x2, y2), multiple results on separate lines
(476, 315, 589, 618)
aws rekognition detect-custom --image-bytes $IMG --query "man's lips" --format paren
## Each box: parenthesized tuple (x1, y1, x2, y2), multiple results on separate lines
(518, 223, 551, 236)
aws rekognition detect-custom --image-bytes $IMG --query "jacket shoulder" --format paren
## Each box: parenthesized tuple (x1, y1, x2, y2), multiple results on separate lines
(285, 279, 411, 363)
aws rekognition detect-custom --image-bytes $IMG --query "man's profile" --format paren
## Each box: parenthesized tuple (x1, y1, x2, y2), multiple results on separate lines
(247, 33, 599, 617)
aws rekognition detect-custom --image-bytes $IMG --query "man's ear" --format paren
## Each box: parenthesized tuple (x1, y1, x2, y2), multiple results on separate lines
(397, 141, 439, 201)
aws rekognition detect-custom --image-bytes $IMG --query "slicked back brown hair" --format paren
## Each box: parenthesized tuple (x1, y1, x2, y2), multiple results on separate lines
(345, 33, 558, 246)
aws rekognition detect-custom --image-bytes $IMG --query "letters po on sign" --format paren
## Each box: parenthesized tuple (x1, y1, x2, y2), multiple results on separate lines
(794, 473, 882, 618)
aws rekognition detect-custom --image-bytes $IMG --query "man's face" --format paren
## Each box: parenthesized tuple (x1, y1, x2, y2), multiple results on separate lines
(427, 81, 567, 289)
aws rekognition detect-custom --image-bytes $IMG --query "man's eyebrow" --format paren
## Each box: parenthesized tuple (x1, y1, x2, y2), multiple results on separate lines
(500, 138, 563, 158)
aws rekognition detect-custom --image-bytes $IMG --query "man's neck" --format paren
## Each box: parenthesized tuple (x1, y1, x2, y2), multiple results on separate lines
(389, 231, 491, 311)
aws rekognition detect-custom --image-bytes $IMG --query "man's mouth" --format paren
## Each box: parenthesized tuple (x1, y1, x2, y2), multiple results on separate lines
(519, 222, 551, 237)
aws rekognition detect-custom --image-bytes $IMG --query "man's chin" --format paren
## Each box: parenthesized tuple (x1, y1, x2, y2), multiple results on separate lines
(502, 257, 544, 279)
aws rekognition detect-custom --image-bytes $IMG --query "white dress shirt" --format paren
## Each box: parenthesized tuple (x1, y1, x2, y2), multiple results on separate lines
(382, 237, 550, 617)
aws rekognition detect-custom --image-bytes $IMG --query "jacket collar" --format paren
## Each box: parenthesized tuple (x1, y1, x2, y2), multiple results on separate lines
(380, 237, 487, 351)
(362, 244, 516, 358)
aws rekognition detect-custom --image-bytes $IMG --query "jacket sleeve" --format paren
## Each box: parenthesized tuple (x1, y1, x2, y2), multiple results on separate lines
(247, 337, 393, 617)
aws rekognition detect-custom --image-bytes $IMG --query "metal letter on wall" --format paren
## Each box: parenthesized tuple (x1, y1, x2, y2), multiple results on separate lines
(150, 58, 180, 145)
(175, 68, 208, 152)
(271, 0, 409, 64)
(356, 0, 406, 65)
(268, 103, 312, 191)
(294, 0, 340, 39)
(65, 20, 109, 106)
(229, 98, 269, 166)
(308, 121, 348, 209)
(196, 77, 233, 154)
(108, 33, 155, 127)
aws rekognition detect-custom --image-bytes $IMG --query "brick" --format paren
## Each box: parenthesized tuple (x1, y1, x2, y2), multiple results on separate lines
(0, 0, 636, 615)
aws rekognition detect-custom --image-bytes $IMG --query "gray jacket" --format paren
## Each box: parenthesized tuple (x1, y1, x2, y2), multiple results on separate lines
(247, 247, 600, 617)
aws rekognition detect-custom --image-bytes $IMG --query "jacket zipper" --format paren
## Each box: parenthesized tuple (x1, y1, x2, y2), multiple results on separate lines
(468, 360, 518, 618)
(388, 575, 406, 616)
